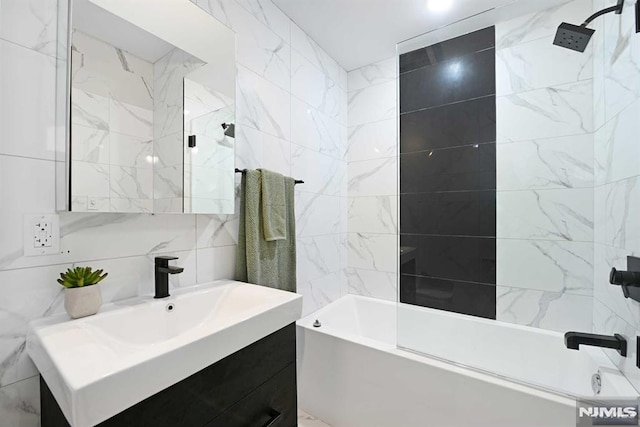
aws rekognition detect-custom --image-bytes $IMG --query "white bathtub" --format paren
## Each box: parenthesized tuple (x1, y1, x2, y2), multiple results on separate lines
(297, 295, 638, 427)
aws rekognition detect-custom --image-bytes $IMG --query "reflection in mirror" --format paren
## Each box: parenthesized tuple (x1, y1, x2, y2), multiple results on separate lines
(67, 0, 235, 214)
(183, 76, 235, 213)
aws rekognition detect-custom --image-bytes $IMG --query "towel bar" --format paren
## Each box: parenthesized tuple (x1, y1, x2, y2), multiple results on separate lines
(235, 168, 304, 185)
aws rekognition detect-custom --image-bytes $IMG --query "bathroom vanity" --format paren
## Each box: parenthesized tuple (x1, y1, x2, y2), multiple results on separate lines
(27, 281, 302, 427)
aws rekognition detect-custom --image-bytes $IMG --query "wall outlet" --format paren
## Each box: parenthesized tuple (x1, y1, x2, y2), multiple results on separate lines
(24, 214, 60, 256)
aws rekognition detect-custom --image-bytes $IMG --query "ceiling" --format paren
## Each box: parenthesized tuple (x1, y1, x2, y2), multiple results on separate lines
(272, 0, 570, 71)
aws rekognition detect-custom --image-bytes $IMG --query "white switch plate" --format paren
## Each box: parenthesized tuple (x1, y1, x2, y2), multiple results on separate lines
(24, 214, 60, 256)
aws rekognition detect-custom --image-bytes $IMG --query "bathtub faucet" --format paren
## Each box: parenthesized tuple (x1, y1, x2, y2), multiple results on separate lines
(564, 332, 627, 357)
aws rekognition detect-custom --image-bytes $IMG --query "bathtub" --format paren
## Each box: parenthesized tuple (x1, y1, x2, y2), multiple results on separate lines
(296, 295, 638, 427)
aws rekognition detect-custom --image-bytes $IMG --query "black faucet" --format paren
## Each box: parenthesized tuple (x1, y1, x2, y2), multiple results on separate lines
(154, 256, 184, 299)
(564, 332, 627, 356)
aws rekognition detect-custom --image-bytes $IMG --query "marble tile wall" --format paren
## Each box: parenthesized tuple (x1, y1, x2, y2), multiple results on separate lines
(494, 0, 595, 333)
(590, 0, 640, 393)
(346, 57, 398, 302)
(0, 0, 347, 423)
(153, 47, 205, 213)
(347, 1, 598, 334)
(71, 31, 156, 213)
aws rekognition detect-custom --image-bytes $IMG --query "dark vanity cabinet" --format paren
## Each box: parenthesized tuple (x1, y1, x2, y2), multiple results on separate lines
(41, 324, 298, 427)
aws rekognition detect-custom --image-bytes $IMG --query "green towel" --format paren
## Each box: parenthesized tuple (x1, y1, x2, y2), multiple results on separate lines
(258, 168, 286, 241)
(235, 170, 297, 293)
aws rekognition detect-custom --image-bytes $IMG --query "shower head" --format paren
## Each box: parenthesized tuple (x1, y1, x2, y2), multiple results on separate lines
(221, 122, 235, 138)
(553, 23, 595, 52)
(553, 0, 624, 52)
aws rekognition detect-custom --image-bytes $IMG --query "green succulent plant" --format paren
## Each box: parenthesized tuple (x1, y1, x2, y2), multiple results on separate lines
(57, 267, 108, 288)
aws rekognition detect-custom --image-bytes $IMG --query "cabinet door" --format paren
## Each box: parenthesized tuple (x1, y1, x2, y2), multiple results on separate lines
(206, 364, 297, 427)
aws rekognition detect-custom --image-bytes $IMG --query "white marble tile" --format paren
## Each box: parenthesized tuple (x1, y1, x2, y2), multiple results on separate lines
(71, 161, 110, 198)
(497, 188, 593, 242)
(0, 376, 40, 427)
(71, 88, 109, 131)
(338, 87, 348, 128)
(594, 97, 640, 185)
(189, 198, 235, 215)
(109, 99, 153, 140)
(496, 35, 593, 96)
(605, 176, 640, 252)
(348, 196, 397, 234)
(602, 1, 640, 123)
(594, 184, 608, 245)
(2, 210, 197, 272)
(154, 133, 183, 168)
(72, 30, 154, 109)
(154, 198, 184, 214)
(297, 234, 342, 285)
(495, 0, 593, 50)
(0, 0, 57, 57)
(497, 286, 592, 333)
(71, 124, 110, 164)
(346, 267, 396, 302)
(348, 233, 397, 274)
(189, 140, 234, 170)
(296, 192, 341, 237)
(291, 50, 340, 120)
(235, 124, 291, 175)
(299, 271, 342, 317)
(191, 168, 234, 200)
(347, 119, 396, 163)
(196, 214, 239, 249)
(237, 65, 291, 140)
(0, 264, 68, 387)
(291, 144, 341, 196)
(291, 24, 341, 85)
(497, 134, 593, 191)
(298, 409, 332, 427)
(347, 80, 396, 127)
(497, 239, 593, 295)
(230, 0, 290, 91)
(154, 166, 183, 199)
(592, 299, 640, 393)
(291, 97, 341, 159)
(338, 67, 348, 92)
(235, 0, 291, 43)
(110, 166, 153, 200)
(347, 57, 396, 92)
(348, 157, 397, 197)
(497, 80, 593, 143)
(153, 48, 203, 139)
(592, 0, 606, 131)
(192, 0, 231, 28)
(0, 40, 57, 161)
(198, 246, 236, 283)
(110, 133, 153, 169)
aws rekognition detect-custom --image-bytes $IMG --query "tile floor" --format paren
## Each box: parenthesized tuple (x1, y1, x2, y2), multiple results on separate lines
(298, 409, 332, 427)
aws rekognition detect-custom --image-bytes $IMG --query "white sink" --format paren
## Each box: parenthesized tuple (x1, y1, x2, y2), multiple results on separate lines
(26, 281, 303, 427)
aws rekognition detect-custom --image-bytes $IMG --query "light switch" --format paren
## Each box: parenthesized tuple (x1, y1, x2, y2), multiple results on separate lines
(24, 214, 60, 256)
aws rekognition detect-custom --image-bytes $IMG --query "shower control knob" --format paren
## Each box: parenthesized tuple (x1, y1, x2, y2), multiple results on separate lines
(610, 267, 640, 299)
(610, 268, 640, 286)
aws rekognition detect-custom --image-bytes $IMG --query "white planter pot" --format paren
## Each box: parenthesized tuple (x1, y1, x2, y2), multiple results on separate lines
(64, 285, 102, 319)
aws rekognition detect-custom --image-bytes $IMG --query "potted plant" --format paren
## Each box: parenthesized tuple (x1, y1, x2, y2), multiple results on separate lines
(57, 267, 108, 319)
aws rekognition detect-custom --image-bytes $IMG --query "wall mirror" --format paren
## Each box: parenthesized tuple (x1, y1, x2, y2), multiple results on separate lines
(61, 0, 236, 214)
